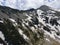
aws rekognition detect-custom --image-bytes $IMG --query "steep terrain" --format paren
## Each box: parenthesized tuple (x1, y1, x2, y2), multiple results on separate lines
(0, 5, 60, 45)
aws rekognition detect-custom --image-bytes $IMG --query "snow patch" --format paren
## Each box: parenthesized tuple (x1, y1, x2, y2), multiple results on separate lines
(46, 38, 50, 42)
(0, 31, 5, 40)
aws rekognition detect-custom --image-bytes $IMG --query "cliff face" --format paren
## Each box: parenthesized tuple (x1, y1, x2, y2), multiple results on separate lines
(0, 5, 60, 45)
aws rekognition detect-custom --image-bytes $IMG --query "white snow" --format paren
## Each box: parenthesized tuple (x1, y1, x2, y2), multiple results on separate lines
(18, 28, 29, 40)
(0, 21, 3, 23)
(23, 34, 29, 40)
(38, 16, 46, 26)
(44, 30, 55, 39)
(9, 18, 16, 22)
(0, 44, 3, 45)
(37, 10, 43, 15)
(25, 22, 29, 26)
(0, 31, 5, 40)
(9, 18, 17, 26)
(30, 27, 37, 33)
(57, 20, 60, 24)
(46, 38, 50, 42)
(55, 35, 60, 39)
(36, 9, 60, 43)
(18, 28, 23, 35)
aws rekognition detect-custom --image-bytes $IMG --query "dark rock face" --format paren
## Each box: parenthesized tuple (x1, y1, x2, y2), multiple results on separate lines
(40, 5, 50, 11)
(50, 18, 59, 26)
(44, 17, 49, 23)
(29, 21, 34, 26)
(43, 26, 50, 32)
(31, 17, 39, 25)
(43, 16, 59, 26)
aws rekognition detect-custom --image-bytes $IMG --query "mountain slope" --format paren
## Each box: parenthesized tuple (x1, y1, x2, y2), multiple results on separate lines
(0, 5, 60, 45)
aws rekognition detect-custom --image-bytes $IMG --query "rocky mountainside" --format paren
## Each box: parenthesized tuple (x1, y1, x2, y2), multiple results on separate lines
(0, 5, 60, 45)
